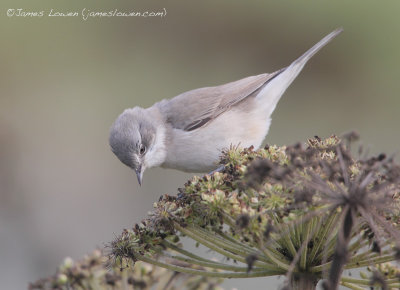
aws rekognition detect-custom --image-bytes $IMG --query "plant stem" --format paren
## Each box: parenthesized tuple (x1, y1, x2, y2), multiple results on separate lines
(327, 206, 354, 290)
(290, 273, 318, 290)
(134, 253, 281, 278)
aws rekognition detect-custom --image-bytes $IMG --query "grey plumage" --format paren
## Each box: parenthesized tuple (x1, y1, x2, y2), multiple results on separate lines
(110, 108, 155, 169)
(156, 71, 283, 131)
(109, 28, 343, 185)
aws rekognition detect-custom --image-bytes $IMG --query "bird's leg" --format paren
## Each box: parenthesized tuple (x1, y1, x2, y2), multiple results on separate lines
(207, 165, 225, 175)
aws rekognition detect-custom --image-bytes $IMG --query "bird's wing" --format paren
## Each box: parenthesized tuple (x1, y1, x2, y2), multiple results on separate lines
(157, 70, 284, 131)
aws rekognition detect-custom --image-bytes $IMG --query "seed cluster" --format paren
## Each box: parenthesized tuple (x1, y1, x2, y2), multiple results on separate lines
(31, 134, 400, 289)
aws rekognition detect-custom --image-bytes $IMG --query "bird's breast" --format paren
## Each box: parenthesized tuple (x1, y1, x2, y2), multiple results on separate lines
(162, 106, 271, 172)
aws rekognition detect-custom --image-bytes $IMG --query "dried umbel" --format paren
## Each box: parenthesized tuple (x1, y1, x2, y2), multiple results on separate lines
(29, 250, 222, 290)
(106, 135, 400, 289)
(32, 134, 400, 289)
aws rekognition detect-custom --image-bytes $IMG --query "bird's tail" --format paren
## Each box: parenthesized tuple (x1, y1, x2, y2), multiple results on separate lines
(256, 28, 343, 116)
(291, 28, 343, 67)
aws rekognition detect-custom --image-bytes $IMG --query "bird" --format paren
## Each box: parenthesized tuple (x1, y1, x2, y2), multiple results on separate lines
(109, 28, 343, 185)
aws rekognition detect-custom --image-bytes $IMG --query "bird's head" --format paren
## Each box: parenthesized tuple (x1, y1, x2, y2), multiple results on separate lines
(109, 107, 166, 185)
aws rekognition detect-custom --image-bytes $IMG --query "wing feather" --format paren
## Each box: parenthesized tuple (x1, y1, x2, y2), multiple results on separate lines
(157, 70, 283, 131)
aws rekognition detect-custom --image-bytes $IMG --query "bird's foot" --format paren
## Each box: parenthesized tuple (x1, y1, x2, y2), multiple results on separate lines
(207, 165, 225, 175)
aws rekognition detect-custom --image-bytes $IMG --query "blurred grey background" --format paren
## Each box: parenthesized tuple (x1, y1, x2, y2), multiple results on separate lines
(0, 0, 399, 289)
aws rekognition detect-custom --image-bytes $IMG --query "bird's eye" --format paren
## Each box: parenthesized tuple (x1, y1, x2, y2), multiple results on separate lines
(139, 144, 146, 155)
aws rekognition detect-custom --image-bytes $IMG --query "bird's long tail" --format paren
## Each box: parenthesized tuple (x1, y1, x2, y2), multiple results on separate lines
(292, 28, 343, 67)
(256, 28, 343, 116)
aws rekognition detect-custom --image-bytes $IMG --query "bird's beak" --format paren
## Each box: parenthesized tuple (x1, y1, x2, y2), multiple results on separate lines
(135, 166, 143, 186)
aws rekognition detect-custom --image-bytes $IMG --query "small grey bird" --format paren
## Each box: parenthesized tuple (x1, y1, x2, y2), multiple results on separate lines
(110, 28, 342, 185)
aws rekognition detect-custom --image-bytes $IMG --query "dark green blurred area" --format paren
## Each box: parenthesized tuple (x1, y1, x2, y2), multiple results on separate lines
(0, 1, 399, 289)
